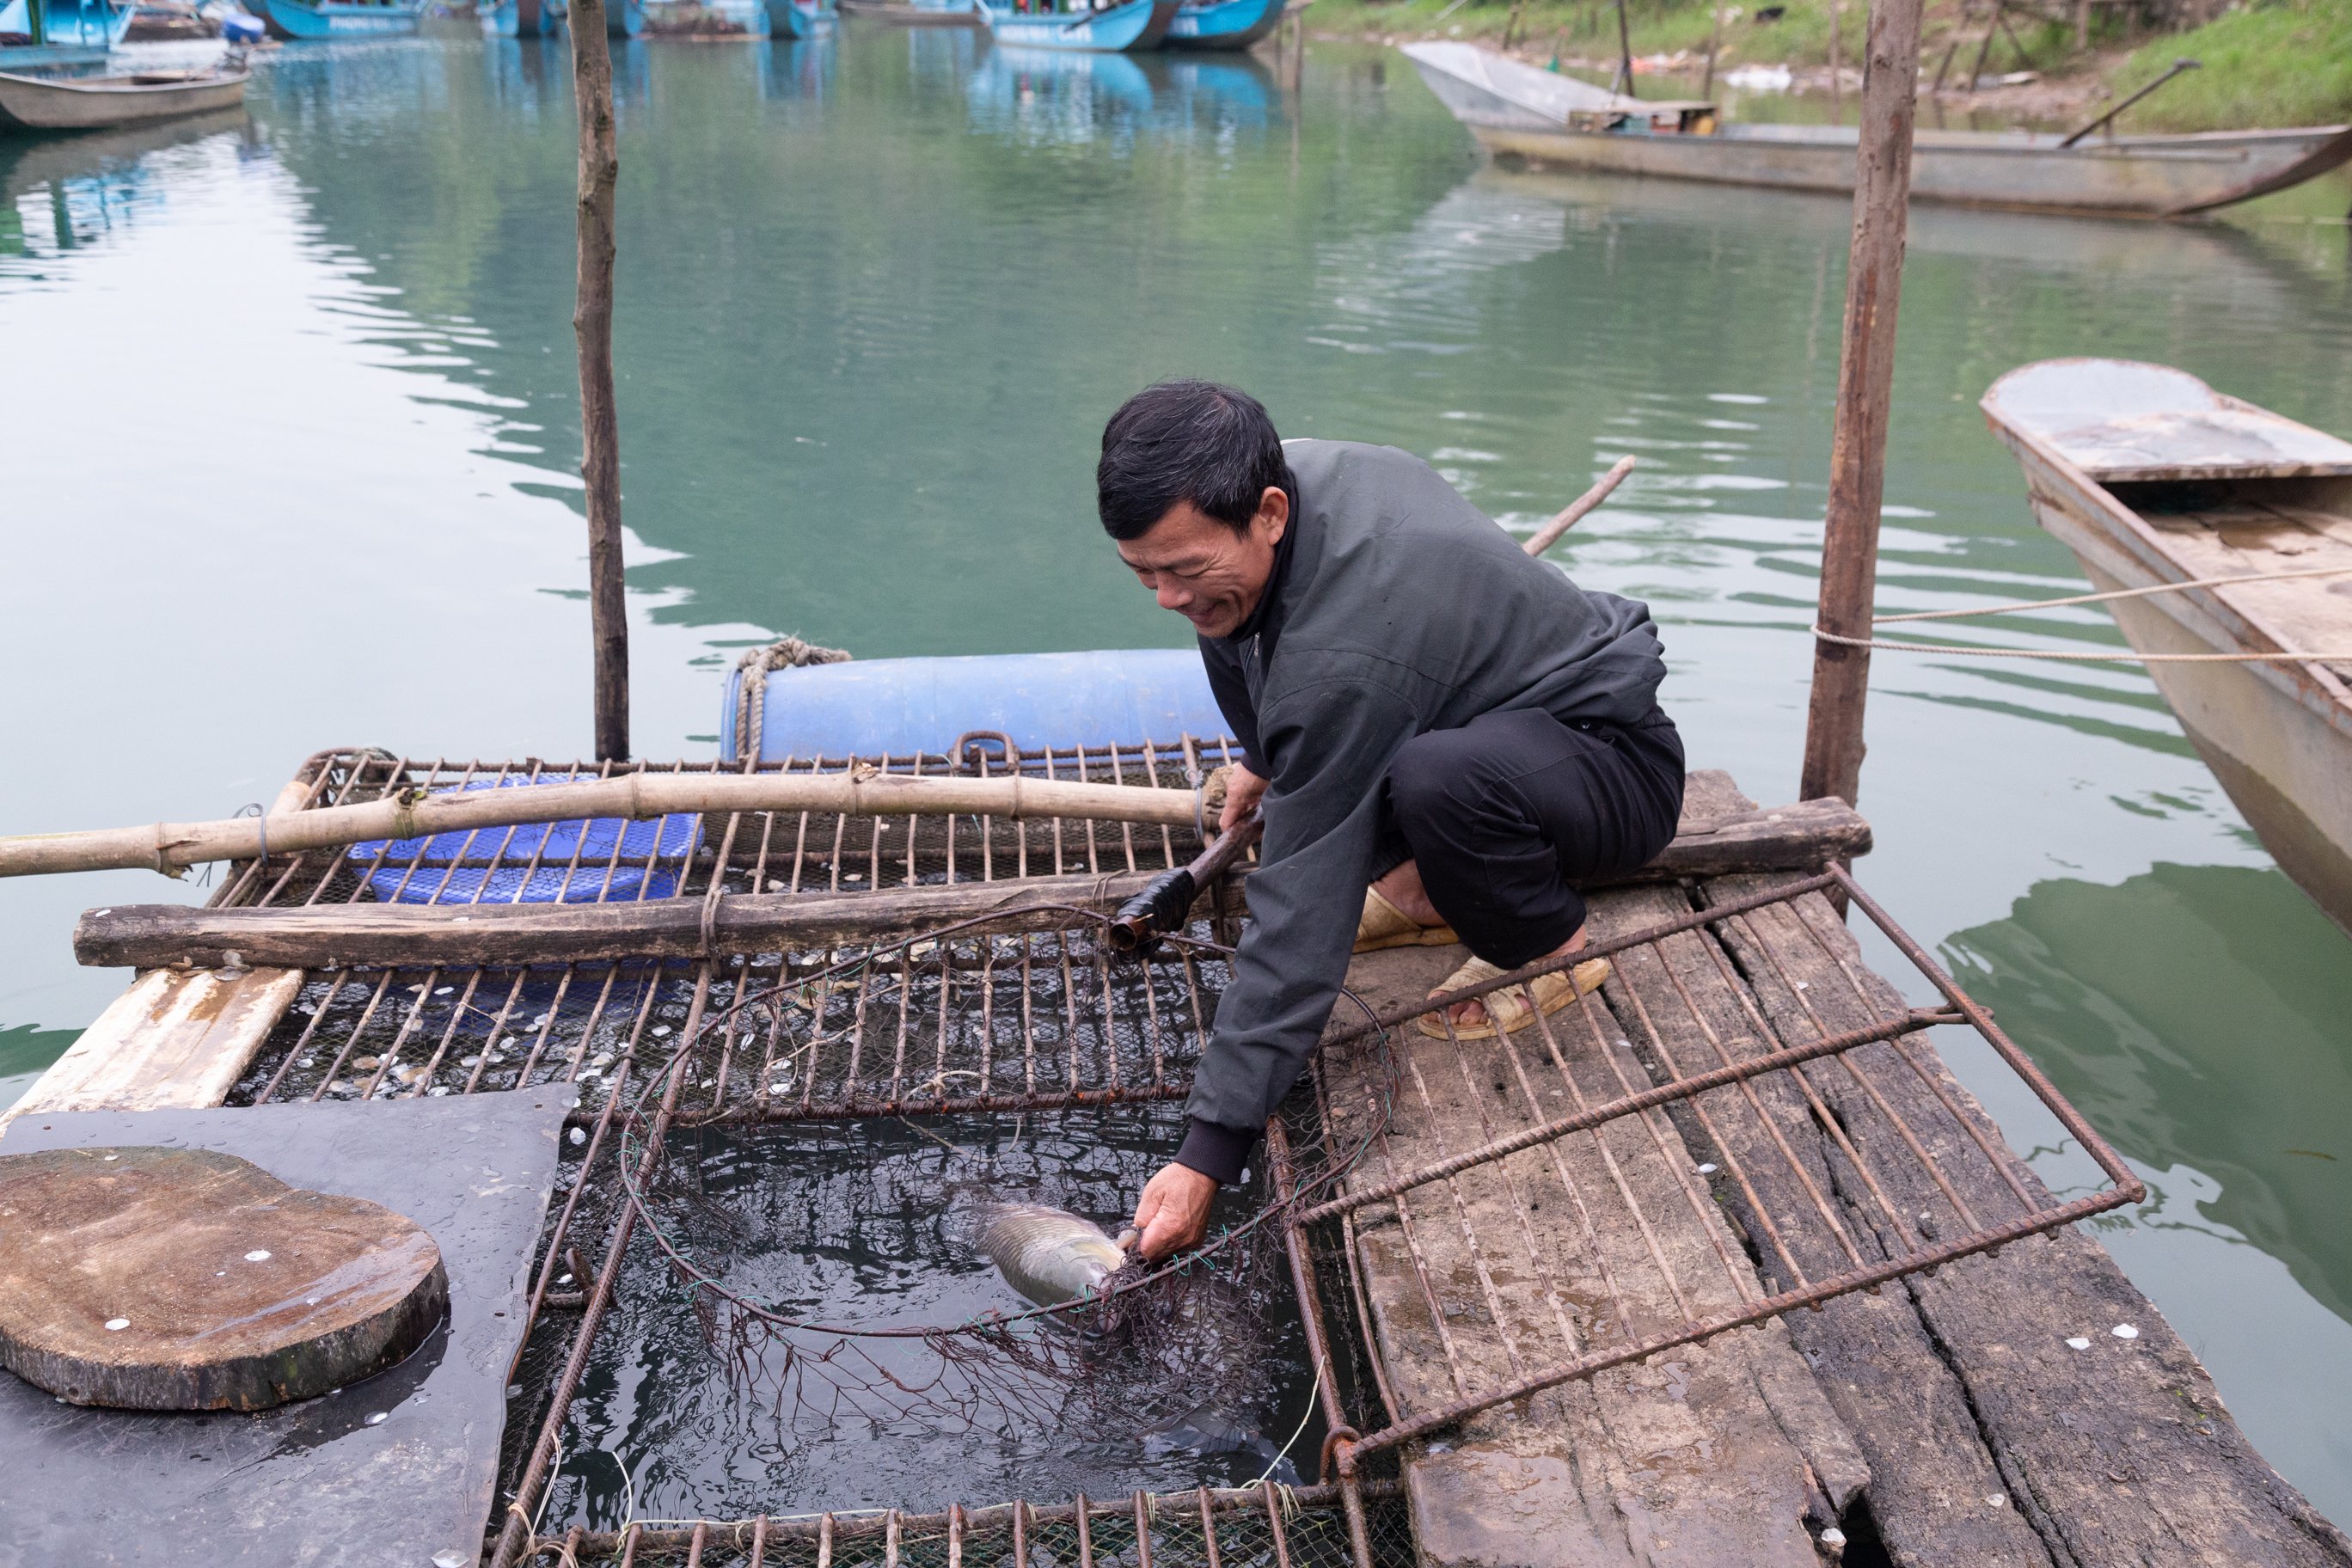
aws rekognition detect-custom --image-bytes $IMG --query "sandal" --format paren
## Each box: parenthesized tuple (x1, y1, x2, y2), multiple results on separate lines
(1355, 886, 1459, 953)
(1418, 953, 1611, 1040)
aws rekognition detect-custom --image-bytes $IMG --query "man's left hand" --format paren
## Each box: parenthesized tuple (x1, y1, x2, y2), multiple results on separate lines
(1132, 1162, 1217, 1262)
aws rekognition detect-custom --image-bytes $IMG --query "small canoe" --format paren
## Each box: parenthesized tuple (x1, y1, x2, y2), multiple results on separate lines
(1402, 41, 2352, 218)
(0, 63, 246, 129)
(1162, 0, 1283, 51)
(979, 0, 1178, 52)
(1983, 359, 2352, 934)
(248, 0, 422, 35)
(839, 0, 977, 22)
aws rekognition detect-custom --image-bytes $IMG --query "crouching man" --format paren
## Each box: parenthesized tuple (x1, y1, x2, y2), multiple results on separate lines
(1102, 382, 1686, 1261)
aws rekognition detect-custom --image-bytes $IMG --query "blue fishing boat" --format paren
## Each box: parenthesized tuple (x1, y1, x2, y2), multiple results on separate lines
(478, 0, 561, 37)
(248, 0, 422, 38)
(769, 0, 833, 40)
(1162, 0, 1281, 50)
(0, 0, 135, 70)
(977, 0, 1176, 52)
(635, 0, 764, 32)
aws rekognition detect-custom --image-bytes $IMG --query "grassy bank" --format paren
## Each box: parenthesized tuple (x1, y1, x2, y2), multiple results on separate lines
(2108, 0, 2352, 130)
(1308, 0, 2352, 132)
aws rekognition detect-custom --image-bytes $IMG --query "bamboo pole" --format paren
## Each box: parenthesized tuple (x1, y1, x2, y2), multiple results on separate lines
(1613, 0, 1636, 97)
(0, 773, 1200, 881)
(1521, 455, 1637, 558)
(1798, 0, 1926, 806)
(1702, 0, 1722, 97)
(572, 0, 628, 763)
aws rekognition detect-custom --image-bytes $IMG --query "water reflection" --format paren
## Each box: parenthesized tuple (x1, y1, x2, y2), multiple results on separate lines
(964, 41, 1278, 144)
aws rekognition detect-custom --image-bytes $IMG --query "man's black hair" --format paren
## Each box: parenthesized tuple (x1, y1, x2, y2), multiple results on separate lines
(1096, 380, 1295, 541)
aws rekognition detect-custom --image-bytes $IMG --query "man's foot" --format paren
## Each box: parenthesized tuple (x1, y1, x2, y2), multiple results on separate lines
(1355, 885, 1459, 952)
(1420, 928, 1603, 1038)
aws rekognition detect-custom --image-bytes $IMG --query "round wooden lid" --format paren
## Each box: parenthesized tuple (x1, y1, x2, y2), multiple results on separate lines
(0, 1145, 447, 1411)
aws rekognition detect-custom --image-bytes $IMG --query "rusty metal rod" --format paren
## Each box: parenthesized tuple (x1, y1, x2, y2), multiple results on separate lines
(1322, 872, 1842, 1046)
(1352, 1185, 2132, 1458)
(1831, 867, 2146, 1200)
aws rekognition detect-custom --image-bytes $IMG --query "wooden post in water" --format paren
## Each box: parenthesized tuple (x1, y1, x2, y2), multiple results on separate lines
(1798, 0, 1926, 807)
(571, 0, 629, 763)
(1612, 0, 1636, 96)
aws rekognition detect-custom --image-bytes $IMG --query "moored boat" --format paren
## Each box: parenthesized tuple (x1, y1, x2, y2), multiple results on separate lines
(1983, 358, 2352, 934)
(248, 0, 422, 37)
(1, 0, 136, 67)
(768, 0, 833, 40)
(977, 0, 1176, 52)
(478, 0, 561, 36)
(1401, 40, 2352, 217)
(1161, 0, 1282, 51)
(0, 59, 245, 128)
(838, 0, 970, 21)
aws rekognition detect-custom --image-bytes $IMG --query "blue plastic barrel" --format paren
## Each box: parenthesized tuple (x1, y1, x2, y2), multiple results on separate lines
(221, 10, 266, 40)
(721, 648, 1228, 763)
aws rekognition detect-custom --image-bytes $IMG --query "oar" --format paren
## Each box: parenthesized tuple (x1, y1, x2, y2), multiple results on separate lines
(2059, 57, 2198, 149)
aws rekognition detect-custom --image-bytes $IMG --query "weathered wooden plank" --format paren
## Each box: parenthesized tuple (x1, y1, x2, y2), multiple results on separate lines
(0, 965, 305, 1132)
(1592, 879, 2053, 1566)
(1323, 911, 1855, 1568)
(74, 797, 1871, 971)
(0, 1145, 447, 1411)
(1703, 872, 2352, 1567)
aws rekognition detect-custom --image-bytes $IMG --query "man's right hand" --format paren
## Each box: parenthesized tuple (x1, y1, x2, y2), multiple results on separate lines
(1220, 763, 1267, 833)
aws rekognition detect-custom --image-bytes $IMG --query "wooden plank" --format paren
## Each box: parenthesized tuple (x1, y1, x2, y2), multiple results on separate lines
(1595, 879, 2055, 1566)
(73, 796, 1871, 971)
(1323, 902, 1859, 1567)
(0, 965, 304, 1133)
(1701, 872, 2352, 1566)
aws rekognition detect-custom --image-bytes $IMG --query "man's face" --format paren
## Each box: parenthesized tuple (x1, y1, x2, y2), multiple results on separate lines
(1115, 487, 1289, 640)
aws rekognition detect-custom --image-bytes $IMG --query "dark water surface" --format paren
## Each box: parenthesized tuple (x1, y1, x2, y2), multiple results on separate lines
(4, 26, 2351, 1521)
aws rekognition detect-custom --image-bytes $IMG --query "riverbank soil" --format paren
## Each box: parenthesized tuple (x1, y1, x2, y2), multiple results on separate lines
(1301, 0, 2352, 132)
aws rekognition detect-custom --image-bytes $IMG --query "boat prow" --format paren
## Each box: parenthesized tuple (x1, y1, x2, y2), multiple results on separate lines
(978, 0, 1179, 52)
(1984, 358, 2352, 933)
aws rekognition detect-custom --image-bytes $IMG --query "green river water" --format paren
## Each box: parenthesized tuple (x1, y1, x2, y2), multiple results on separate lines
(3, 26, 2349, 1522)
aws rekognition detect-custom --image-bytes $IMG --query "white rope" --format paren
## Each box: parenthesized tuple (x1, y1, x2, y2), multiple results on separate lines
(1816, 561, 2352, 663)
(1810, 628, 2352, 663)
(1870, 562, 2352, 623)
(1248, 1356, 1329, 1488)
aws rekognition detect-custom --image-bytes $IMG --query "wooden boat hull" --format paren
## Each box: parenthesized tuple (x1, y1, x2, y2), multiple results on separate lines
(981, 0, 1176, 52)
(1984, 360, 2352, 934)
(1405, 42, 2352, 217)
(1161, 0, 1280, 51)
(838, 0, 977, 21)
(0, 65, 246, 129)
(250, 0, 423, 36)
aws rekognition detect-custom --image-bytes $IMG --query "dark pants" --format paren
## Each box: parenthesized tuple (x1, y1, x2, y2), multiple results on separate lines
(1374, 706, 1686, 970)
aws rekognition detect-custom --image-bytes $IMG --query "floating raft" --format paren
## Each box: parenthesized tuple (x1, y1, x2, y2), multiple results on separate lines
(8, 739, 2343, 1565)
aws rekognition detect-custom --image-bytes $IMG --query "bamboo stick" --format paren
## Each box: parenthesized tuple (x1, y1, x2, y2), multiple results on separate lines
(0, 772, 1200, 881)
(1522, 456, 1638, 558)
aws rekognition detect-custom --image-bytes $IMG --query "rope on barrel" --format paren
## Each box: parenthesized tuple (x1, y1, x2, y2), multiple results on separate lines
(732, 635, 853, 763)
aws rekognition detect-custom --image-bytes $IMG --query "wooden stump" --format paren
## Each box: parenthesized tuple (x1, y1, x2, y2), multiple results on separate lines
(0, 1145, 446, 1411)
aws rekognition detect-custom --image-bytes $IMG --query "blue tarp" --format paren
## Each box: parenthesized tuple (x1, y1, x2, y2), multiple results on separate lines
(348, 777, 701, 905)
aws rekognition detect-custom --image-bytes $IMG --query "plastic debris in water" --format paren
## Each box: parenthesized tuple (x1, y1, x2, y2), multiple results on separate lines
(2067, 1336, 2092, 1350)
(1697, 1163, 1718, 1174)
(2112, 1323, 2140, 1339)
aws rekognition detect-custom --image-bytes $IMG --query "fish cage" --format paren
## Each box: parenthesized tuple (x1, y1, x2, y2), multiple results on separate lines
(170, 747, 2141, 1568)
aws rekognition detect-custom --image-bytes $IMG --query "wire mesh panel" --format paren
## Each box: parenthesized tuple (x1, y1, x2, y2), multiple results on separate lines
(523, 1482, 1413, 1568)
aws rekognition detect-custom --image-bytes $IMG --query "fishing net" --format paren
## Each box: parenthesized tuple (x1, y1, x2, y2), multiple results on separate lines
(589, 907, 1400, 1505)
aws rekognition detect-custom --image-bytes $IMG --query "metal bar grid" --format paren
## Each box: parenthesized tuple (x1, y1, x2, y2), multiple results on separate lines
(1297, 867, 2143, 1472)
(219, 745, 1240, 1121)
(518, 1480, 1413, 1568)
(213, 744, 1237, 916)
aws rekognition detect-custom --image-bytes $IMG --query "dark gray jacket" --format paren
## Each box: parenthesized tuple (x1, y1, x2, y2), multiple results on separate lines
(1178, 440, 1666, 1173)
